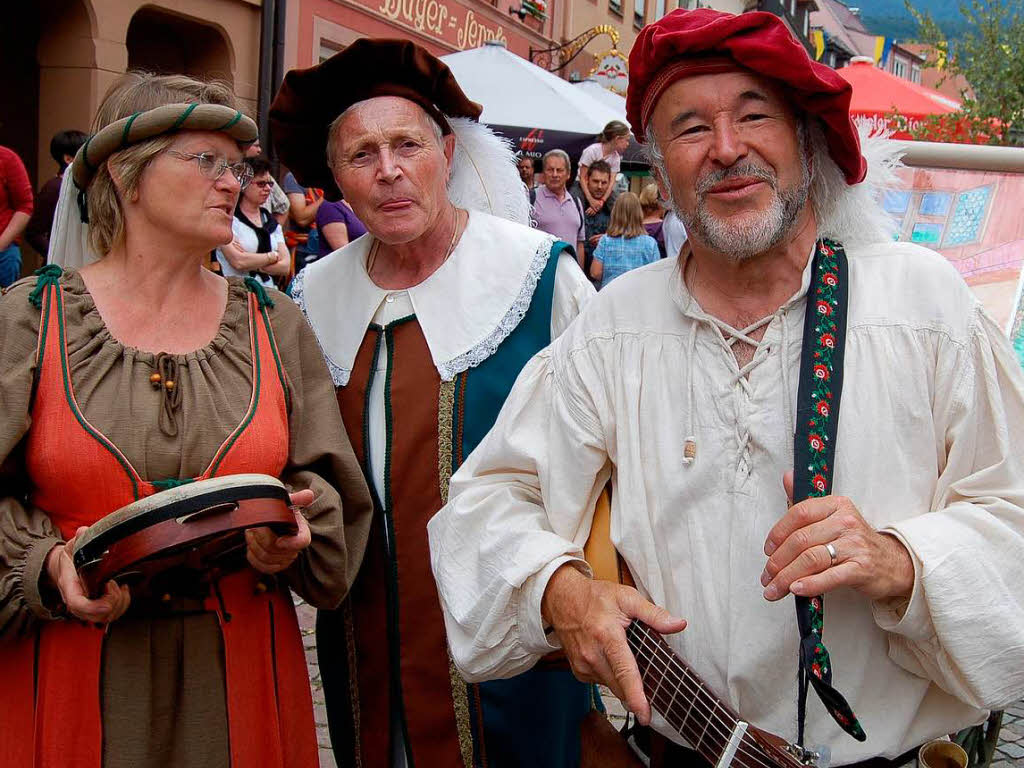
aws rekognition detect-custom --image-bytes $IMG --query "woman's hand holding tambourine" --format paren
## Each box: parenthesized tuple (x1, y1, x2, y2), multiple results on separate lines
(45, 527, 132, 624)
(244, 489, 313, 574)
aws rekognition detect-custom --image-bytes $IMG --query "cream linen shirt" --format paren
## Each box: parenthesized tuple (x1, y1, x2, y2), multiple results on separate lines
(428, 241, 1024, 764)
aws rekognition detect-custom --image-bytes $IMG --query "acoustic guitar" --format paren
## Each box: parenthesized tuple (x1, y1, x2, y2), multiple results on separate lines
(582, 490, 830, 768)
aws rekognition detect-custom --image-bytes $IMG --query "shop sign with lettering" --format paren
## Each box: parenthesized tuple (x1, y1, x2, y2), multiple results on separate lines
(374, 0, 511, 50)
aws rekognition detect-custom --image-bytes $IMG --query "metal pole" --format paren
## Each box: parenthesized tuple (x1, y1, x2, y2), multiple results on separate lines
(256, 0, 277, 155)
(269, 0, 287, 170)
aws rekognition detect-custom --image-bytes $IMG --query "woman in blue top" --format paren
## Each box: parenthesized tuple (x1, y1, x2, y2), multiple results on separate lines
(590, 191, 661, 289)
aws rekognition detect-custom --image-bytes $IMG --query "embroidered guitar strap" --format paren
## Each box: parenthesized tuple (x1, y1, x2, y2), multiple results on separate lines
(792, 239, 866, 746)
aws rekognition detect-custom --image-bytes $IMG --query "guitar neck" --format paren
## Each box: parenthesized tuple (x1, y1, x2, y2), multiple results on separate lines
(626, 621, 797, 768)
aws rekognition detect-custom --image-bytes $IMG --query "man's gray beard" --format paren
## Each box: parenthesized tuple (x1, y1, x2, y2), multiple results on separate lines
(675, 159, 811, 261)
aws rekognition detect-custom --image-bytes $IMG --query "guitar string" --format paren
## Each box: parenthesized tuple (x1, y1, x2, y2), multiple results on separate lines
(631, 631, 781, 768)
(630, 634, 778, 768)
(629, 625, 787, 768)
(630, 624, 789, 768)
(630, 628, 782, 768)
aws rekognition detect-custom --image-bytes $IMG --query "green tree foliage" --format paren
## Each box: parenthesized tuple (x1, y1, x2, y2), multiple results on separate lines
(903, 0, 1024, 145)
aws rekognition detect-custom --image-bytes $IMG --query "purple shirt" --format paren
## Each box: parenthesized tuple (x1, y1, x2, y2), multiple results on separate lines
(531, 185, 584, 247)
(316, 200, 367, 256)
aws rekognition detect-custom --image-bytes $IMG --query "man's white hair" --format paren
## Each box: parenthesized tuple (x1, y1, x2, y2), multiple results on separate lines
(326, 97, 530, 225)
(645, 118, 901, 249)
(542, 148, 571, 169)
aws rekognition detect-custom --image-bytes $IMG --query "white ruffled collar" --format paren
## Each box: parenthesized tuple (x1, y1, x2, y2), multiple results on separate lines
(292, 210, 556, 386)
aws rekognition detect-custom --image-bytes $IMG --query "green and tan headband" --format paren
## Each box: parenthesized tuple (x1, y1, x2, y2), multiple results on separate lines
(71, 102, 258, 190)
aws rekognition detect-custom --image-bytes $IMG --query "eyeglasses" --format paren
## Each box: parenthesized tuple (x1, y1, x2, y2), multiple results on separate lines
(251, 180, 274, 189)
(165, 150, 254, 188)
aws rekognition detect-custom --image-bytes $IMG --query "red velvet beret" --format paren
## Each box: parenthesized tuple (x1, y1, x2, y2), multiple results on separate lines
(627, 9, 866, 184)
(270, 38, 482, 200)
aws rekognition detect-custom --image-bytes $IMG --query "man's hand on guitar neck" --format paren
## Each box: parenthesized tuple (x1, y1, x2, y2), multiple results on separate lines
(541, 564, 687, 726)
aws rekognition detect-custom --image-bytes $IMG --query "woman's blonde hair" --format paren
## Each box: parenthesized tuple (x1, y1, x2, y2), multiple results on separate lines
(638, 184, 662, 216)
(606, 192, 645, 238)
(87, 72, 236, 256)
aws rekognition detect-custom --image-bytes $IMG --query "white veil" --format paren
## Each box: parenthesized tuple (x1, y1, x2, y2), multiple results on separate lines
(46, 171, 96, 270)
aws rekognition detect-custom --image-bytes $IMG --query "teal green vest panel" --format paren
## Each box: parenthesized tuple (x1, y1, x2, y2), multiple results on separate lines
(457, 241, 563, 463)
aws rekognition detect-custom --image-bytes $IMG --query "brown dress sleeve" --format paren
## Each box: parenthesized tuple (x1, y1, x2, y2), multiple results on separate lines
(0, 278, 66, 637)
(269, 294, 373, 609)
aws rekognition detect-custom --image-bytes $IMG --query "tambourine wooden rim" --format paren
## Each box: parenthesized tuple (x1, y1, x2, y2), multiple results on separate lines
(72, 474, 289, 570)
(71, 474, 293, 589)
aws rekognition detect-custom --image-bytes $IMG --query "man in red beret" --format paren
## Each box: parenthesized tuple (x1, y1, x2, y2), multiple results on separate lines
(430, 8, 1024, 768)
(272, 38, 597, 768)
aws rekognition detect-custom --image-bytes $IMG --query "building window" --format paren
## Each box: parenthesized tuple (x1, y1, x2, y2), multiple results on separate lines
(828, 51, 836, 66)
(911, 64, 921, 83)
(803, 11, 809, 36)
(610, 0, 623, 15)
(893, 58, 907, 79)
(634, 0, 645, 25)
(790, 0, 796, 16)
(943, 186, 992, 247)
(319, 40, 342, 63)
(655, 0, 665, 19)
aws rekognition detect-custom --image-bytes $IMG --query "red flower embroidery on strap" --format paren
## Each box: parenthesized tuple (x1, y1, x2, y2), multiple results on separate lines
(813, 364, 830, 381)
(816, 400, 830, 417)
(823, 272, 838, 287)
(816, 300, 832, 316)
(820, 332, 836, 349)
(809, 434, 824, 451)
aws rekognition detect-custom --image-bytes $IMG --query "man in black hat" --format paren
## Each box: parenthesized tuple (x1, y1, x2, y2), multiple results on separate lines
(272, 38, 596, 768)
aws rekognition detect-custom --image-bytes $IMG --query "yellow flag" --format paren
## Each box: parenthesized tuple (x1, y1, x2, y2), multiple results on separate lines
(873, 36, 886, 64)
(813, 29, 825, 61)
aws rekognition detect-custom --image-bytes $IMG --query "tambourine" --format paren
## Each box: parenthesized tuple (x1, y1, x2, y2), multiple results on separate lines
(71, 474, 297, 598)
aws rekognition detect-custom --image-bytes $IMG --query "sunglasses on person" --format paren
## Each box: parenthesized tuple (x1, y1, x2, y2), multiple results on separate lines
(250, 180, 274, 189)
(165, 150, 254, 188)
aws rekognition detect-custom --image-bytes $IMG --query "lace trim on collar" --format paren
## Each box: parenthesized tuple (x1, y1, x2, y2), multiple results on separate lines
(435, 235, 554, 382)
(290, 269, 351, 387)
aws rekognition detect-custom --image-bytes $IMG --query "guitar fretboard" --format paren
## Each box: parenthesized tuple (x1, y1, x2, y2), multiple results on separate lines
(626, 621, 790, 768)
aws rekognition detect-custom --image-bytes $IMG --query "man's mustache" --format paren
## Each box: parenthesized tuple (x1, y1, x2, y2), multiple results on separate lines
(697, 162, 777, 196)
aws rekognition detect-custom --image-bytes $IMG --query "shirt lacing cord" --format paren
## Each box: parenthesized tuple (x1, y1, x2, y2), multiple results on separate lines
(683, 308, 793, 475)
(153, 353, 183, 437)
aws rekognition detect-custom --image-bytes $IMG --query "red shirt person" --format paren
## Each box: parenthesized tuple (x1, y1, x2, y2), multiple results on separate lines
(0, 145, 34, 287)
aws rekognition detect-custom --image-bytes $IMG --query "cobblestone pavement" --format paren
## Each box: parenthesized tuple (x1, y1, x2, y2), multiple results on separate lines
(993, 704, 1024, 767)
(296, 600, 336, 768)
(298, 598, 1024, 767)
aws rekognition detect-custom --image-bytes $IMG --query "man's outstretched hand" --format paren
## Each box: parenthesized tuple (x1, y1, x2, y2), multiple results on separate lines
(541, 564, 687, 725)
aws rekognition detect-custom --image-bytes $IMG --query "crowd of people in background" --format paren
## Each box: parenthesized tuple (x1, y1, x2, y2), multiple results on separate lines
(522, 119, 685, 290)
(1, 117, 681, 293)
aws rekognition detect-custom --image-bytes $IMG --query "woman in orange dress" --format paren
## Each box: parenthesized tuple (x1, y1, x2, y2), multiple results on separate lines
(0, 72, 372, 768)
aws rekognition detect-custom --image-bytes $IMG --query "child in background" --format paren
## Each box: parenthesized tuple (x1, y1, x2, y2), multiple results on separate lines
(590, 191, 660, 290)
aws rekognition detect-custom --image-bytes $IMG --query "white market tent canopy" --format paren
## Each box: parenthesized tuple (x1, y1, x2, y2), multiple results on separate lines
(441, 42, 624, 135)
(573, 78, 627, 121)
(442, 42, 648, 171)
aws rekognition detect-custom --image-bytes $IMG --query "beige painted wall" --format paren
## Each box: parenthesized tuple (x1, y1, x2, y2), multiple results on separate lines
(34, 0, 261, 186)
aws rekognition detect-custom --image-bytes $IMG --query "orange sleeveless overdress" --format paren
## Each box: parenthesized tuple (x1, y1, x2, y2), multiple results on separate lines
(0, 272, 317, 768)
